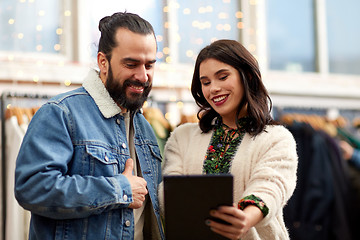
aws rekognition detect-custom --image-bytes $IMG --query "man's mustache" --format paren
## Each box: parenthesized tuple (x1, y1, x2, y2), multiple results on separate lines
(123, 79, 150, 88)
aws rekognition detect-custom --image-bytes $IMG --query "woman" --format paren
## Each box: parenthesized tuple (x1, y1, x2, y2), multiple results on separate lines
(159, 40, 298, 240)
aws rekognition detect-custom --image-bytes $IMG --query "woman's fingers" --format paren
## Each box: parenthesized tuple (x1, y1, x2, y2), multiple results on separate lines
(206, 206, 247, 239)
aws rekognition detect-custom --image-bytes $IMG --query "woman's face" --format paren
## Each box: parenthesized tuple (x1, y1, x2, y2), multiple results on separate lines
(199, 58, 245, 128)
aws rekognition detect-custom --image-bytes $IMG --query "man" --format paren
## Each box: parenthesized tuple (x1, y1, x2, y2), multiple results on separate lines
(15, 12, 164, 240)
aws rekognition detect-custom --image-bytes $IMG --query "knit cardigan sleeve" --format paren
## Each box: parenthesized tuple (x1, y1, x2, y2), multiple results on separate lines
(232, 125, 298, 228)
(158, 123, 210, 213)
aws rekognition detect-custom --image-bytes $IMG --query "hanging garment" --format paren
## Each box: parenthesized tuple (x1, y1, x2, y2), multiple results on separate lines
(284, 122, 353, 240)
(5, 116, 30, 240)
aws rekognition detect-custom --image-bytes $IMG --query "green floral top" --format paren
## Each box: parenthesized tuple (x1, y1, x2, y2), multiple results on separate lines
(203, 117, 269, 217)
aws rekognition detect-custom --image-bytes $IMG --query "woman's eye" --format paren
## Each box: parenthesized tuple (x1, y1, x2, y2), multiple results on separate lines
(201, 81, 210, 86)
(219, 75, 228, 80)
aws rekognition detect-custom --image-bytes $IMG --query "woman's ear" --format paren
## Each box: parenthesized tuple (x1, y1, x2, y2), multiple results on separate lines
(97, 52, 108, 75)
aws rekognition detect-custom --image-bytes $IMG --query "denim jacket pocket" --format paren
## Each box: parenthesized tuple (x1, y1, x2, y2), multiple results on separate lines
(85, 144, 120, 177)
(148, 144, 162, 162)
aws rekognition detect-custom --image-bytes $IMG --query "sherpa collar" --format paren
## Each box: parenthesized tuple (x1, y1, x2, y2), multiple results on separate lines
(82, 69, 122, 118)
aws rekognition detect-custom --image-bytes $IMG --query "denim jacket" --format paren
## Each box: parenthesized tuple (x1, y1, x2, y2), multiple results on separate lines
(14, 70, 164, 240)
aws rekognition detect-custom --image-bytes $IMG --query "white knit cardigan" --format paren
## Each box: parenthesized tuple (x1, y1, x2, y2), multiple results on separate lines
(159, 123, 298, 240)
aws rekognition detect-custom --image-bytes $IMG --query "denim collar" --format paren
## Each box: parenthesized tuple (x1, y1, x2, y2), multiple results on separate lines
(82, 69, 122, 118)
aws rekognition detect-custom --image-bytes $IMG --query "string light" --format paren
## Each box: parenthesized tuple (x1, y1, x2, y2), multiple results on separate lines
(165, 56, 172, 64)
(199, 7, 206, 14)
(156, 52, 164, 59)
(33, 75, 39, 82)
(36, 45, 43, 51)
(165, 112, 171, 121)
(223, 24, 231, 31)
(218, 12, 229, 19)
(54, 44, 61, 51)
(64, 80, 72, 86)
(156, 35, 163, 42)
(163, 47, 170, 55)
(176, 101, 184, 109)
(235, 11, 243, 18)
(186, 50, 194, 58)
(56, 28, 63, 35)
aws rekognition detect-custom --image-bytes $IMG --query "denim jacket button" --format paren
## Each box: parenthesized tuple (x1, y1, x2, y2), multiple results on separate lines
(116, 119, 121, 125)
(125, 220, 131, 227)
(123, 194, 128, 201)
(104, 155, 109, 162)
(122, 143, 127, 149)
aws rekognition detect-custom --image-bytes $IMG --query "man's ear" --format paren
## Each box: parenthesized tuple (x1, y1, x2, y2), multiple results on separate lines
(97, 52, 109, 75)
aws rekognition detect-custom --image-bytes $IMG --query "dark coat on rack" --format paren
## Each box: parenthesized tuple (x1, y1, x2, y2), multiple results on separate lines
(283, 122, 353, 240)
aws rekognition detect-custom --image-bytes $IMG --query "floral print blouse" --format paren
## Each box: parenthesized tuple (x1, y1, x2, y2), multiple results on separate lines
(203, 117, 269, 217)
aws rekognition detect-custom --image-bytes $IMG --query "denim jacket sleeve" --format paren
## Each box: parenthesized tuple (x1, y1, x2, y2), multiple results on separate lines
(14, 102, 133, 220)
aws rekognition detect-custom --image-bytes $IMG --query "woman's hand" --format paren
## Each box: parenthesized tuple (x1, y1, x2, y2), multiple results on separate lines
(206, 204, 263, 240)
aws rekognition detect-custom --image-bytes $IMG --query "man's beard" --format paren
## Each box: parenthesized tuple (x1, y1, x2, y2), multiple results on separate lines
(105, 64, 152, 111)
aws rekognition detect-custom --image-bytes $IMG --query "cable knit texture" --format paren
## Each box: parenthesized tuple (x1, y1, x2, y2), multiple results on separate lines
(159, 123, 298, 240)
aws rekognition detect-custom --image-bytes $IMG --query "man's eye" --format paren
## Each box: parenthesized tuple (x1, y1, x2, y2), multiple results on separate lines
(126, 64, 136, 68)
(145, 64, 154, 69)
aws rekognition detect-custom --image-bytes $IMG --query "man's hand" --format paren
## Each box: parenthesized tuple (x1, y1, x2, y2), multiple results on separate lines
(122, 158, 148, 209)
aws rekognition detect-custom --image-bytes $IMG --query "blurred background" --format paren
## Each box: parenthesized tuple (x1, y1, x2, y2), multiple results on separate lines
(1, 0, 360, 240)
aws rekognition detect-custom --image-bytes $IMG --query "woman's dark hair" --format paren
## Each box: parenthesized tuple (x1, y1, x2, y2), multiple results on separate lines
(191, 39, 276, 135)
(98, 12, 155, 60)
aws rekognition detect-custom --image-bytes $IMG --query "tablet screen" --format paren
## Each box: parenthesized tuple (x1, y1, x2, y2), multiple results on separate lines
(163, 174, 233, 240)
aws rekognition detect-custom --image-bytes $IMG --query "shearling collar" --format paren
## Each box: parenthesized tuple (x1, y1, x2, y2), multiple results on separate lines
(82, 69, 122, 118)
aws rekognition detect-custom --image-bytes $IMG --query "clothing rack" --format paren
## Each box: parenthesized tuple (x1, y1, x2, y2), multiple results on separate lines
(270, 91, 360, 111)
(272, 105, 360, 129)
(0, 92, 52, 240)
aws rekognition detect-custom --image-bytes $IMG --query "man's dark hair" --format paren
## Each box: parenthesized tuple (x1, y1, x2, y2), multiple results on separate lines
(98, 12, 155, 60)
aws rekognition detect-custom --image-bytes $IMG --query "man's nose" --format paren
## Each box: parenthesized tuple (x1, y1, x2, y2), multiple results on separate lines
(134, 65, 148, 83)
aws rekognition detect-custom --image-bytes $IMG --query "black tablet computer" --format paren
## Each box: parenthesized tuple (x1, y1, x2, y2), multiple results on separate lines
(163, 174, 233, 240)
